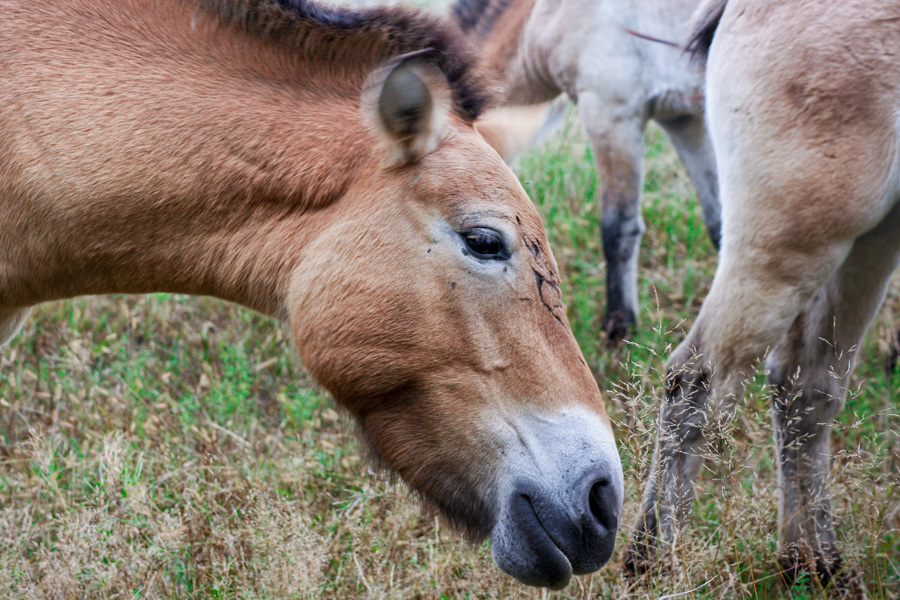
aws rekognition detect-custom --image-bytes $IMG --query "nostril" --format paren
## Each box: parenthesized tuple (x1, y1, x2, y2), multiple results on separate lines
(588, 477, 617, 531)
(588, 479, 605, 522)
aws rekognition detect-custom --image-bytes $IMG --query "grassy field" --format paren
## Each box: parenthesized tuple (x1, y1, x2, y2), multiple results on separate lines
(1, 112, 898, 599)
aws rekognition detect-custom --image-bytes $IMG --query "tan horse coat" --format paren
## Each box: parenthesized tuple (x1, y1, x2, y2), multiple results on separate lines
(0, 0, 622, 589)
(628, 0, 900, 587)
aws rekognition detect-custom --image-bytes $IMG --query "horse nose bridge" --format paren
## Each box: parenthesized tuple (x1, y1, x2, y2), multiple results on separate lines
(499, 409, 591, 461)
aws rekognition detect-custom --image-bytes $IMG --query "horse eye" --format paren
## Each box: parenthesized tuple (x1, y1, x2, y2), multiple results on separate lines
(463, 228, 509, 260)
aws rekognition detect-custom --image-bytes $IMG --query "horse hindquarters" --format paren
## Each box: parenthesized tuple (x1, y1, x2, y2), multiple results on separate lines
(627, 1, 900, 572)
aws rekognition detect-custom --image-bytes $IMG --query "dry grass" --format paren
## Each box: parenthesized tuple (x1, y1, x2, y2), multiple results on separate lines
(1, 113, 898, 599)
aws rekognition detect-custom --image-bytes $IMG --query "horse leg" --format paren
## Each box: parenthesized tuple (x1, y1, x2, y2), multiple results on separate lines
(577, 92, 645, 343)
(624, 176, 896, 573)
(622, 0, 900, 575)
(658, 114, 721, 249)
(622, 103, 881, 573)
(0, 307, 31, 347)
(766, 202, 900, 584)
(885, 327, 900, 376)
(623, 224, 852, 573)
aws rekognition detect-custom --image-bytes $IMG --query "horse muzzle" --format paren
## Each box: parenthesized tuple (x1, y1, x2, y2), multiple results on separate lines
(488, 409, 623, 588)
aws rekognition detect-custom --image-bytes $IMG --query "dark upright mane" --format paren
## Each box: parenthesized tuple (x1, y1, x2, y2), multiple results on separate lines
(204, 0, 491, 121)
(452, 0, 514, 35)
(685, 0, 728, 61)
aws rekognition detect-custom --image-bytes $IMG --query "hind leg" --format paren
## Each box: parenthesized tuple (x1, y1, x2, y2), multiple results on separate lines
(0, 307, 31, 347)
(767, 203, 900, 584)
(885, 327, 900, 376)
(623, 235, 847, 573)
(658, 114, 721, 249)
(626, 0, 900, 575)
(625, 79, 892, 576)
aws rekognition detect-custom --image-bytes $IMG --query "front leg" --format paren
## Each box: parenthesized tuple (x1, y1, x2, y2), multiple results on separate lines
(577, 93, 646, 343)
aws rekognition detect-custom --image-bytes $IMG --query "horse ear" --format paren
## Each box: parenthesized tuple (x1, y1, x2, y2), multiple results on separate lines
(363, 57, 451, 165)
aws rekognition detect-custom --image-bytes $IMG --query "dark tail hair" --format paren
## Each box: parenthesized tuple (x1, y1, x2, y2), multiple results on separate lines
(452, 0, 514, 35)
(685, 0, 728, 61)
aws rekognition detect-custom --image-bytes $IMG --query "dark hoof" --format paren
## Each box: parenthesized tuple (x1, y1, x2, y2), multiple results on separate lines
(884, 327, 900, 378)
(623, 542, 655, 578)
(830, 570, 870, 600)
(777, 546, 843, 588)
(603, 310, 635, 346)
(779, 548, 868, 599)
(707, 226, 722, 251)
(623, 517, 659, 578)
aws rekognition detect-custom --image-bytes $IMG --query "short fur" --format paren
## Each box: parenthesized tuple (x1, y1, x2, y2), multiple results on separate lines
(453, 0, 514, 35)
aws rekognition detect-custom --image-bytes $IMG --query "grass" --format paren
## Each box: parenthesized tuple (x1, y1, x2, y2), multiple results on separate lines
(1, 111, 898, 599)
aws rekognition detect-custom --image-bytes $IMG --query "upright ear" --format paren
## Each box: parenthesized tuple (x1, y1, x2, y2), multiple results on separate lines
(363, 57, 451, 165)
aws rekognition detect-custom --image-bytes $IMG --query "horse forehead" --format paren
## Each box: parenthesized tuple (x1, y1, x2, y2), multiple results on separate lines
(422, 131, 537, 213)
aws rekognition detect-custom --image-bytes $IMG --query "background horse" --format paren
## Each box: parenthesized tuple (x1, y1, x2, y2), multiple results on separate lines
(453, 0, 722, 342)
(627, 0, 900, 588)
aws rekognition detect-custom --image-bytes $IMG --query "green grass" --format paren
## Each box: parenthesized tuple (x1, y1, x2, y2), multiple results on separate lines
(1, 113, 898, 599)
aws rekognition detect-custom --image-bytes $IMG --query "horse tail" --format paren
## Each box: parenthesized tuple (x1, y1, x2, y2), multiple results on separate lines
(685, 0, 729, 62)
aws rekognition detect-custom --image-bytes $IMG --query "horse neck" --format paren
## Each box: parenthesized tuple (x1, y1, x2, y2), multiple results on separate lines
(1, 0, 378, 318)
(458, 0, 541, 103)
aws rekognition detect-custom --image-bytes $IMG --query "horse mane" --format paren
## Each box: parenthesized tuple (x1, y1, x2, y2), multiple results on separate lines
(452, 0, 514, 35)
(203, 0, 491, 121)
(685, 0, 729, 61)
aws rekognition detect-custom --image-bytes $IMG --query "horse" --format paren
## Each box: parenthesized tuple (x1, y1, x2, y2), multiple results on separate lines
(452, 0, 722, 342)
(0, 0, 623, 589)
(626, 0, 900, 585)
